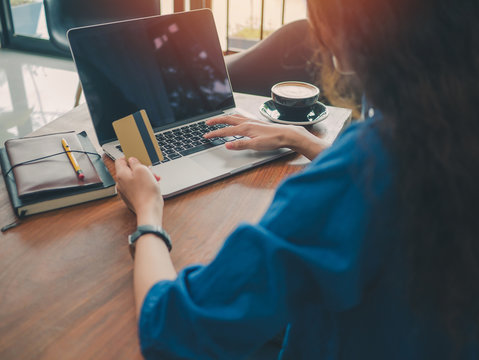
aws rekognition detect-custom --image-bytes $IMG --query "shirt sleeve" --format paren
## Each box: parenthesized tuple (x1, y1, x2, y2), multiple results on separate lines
(139, 120, 393, 359)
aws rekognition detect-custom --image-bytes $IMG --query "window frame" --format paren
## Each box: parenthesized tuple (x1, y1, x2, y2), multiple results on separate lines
(0, 0, 70, 57)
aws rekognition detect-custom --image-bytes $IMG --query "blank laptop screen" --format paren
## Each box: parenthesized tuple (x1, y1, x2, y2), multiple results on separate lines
(68, 9, 235, 145)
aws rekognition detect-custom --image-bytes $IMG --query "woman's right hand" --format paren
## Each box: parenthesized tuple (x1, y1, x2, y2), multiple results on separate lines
(204, 115, 328, 160)
(115, 157, 164, 226)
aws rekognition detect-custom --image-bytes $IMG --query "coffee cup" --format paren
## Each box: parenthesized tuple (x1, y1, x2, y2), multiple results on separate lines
(271, 81, 320, 120)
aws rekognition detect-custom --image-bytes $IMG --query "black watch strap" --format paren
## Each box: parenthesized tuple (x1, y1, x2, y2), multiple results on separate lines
(128, 225, 172, 258)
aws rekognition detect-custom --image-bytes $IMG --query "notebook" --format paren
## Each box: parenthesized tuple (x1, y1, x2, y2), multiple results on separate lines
(5, 132, 102, 198)
(0, 131, 116, 217)
(67, 9, 292, 198)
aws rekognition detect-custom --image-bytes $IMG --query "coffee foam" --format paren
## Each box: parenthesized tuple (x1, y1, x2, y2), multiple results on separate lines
(273, 82, 318, 99)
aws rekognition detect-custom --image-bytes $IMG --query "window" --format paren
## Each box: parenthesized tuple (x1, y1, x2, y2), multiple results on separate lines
(0, 0, 62, 55)
(0, 0, 306, 54)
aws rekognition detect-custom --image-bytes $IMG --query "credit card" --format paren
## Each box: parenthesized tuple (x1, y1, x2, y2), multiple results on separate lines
(112, 110, 163, 166)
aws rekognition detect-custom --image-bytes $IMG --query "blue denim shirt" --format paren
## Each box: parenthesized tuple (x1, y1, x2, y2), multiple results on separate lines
(138, 107, 476, 359)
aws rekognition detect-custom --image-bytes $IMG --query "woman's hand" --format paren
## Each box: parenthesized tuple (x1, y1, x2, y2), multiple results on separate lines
(115, 157, 164, 226)
(205, 115, 295, 151)
(116, 158, 176, 319)
(205, 115, 328, 160)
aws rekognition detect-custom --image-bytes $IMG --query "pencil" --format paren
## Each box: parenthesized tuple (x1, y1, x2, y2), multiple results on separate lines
(61, 138, 85, 180)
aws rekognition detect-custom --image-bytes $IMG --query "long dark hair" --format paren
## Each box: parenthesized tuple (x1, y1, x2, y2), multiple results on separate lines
(308, 0, 479, 342)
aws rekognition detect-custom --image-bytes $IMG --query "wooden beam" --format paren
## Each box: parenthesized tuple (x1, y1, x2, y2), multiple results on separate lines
(260, 0, 265, 40)
(190, 0, 212, 10)
(226, 0, 230, 51)
(174, 0, 185, 12)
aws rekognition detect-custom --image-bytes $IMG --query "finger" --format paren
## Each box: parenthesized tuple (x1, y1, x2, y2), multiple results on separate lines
(225, 138, 257, 151)
(115, 157, 128, 173)
(204, 126, 245, 139)
(115, 158, 132, 184)
(128, 157, 143, 169)
(206, 114, 249, 127)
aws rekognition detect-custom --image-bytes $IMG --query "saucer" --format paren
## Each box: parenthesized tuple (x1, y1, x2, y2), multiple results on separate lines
(259, 100, 328, 125)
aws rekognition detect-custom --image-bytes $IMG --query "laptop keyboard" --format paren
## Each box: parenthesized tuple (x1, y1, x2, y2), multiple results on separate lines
(116, 120, 244, 163)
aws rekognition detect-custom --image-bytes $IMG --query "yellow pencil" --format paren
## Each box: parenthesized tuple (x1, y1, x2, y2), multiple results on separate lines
(61, 138, 85, 180)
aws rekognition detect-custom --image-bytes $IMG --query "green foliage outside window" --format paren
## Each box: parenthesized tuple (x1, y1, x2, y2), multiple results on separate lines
(10, 0, 36, 6)
(231, 26, 274, 40)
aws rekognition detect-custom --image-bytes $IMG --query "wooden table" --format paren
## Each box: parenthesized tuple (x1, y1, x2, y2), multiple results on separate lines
(0, 93, 351, 359)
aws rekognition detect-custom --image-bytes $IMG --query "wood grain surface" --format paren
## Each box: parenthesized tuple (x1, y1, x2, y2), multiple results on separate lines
(0, 93, 350, 359)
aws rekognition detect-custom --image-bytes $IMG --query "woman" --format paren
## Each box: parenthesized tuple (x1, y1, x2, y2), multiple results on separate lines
(115, 0, 479, 358)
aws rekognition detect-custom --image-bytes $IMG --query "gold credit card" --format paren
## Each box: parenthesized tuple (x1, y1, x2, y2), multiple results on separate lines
(112, 110, 163, 166)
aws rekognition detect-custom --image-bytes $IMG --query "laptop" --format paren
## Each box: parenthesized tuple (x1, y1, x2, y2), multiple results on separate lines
(67, 9, 291, 197)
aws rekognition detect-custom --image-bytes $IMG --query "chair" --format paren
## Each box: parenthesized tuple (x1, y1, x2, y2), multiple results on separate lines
(43, 1, 316, 105)
(225, 19, 318, 97)
(43, 0, 162, 106)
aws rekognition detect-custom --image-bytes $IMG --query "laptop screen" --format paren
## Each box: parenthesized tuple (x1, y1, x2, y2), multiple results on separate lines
(68, 10, 235, 145)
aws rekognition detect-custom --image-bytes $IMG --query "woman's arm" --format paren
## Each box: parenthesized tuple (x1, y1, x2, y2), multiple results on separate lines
(204, 115, 328, 161)
(116, 116, 326, 316)
(115, 113, 326, 317)
(115, 157, 177, 318)
(134, 234, 176, 318)
(114, 122, 380, 359)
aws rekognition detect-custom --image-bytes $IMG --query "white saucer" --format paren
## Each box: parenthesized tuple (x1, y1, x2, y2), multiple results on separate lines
(259, 100, 328, 125)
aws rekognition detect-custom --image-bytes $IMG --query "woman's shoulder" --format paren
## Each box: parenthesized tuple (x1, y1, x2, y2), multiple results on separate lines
(294, 114, 391, 191)
(313, 115, 387, 170)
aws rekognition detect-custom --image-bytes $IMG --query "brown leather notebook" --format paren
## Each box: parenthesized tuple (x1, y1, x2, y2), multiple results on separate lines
(4, 131, 102, 199)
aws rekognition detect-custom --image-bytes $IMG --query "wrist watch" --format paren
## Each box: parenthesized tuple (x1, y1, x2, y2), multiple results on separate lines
(128, 225, 172, 258)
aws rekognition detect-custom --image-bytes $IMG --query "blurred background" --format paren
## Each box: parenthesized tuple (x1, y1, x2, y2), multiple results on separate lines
(2, 0, 306, 52)
(0, 0, 307, 143)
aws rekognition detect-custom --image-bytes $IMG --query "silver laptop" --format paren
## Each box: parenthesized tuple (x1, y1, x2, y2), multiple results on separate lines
(67, 9, 290, 197)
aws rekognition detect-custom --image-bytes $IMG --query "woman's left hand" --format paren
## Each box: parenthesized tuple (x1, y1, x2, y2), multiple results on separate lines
(115, 157, 164, 226)
(205, 114, 328, 160)
(205, 114, 299, 152)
